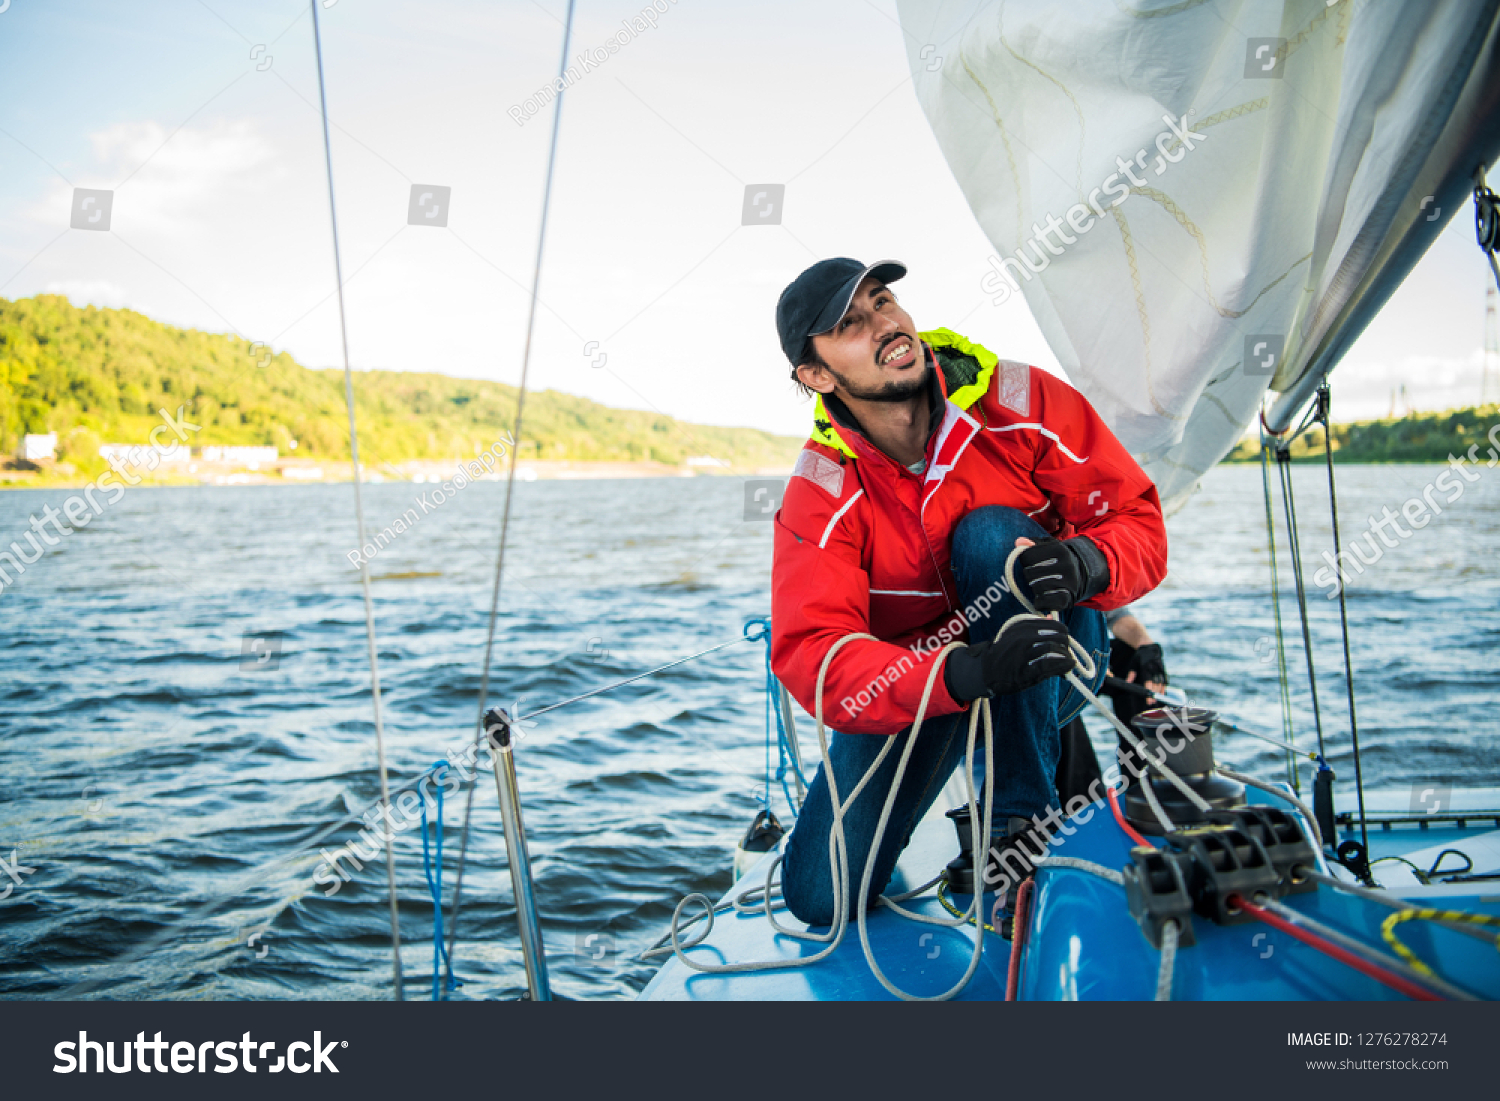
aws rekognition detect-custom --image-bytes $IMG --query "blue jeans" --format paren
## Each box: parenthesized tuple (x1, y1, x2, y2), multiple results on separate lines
(780, 506, 1107, 926)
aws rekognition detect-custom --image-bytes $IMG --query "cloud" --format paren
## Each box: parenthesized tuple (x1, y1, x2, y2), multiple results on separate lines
(90, 119, 282, 231)
(1332, 349, 1491, 419)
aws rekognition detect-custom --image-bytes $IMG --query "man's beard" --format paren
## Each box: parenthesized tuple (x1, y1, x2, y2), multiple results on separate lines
(826, 357, 930, 404)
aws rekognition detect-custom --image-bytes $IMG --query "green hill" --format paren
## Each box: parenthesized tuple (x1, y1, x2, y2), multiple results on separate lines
(1226, 403, 1500, 463)
(0, 294, 803, 479)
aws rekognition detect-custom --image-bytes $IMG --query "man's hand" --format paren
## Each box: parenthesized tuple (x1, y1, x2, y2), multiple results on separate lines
(942, 620, 1075, 702)
(1125, 642, 1167, 696)
(1013, 536, 1110, 613)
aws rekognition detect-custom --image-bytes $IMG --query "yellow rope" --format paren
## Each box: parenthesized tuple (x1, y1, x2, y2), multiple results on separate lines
(1379, 908, 1500, 976)
(936, 877, 1001, 937)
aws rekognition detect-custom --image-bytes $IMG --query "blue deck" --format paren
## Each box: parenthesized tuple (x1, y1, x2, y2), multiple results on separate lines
(639, 795, 1012, 1001)
(641, 786, 1500, 1001)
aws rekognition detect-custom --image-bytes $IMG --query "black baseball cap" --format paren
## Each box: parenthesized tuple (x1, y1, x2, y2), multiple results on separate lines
(776, 257, 907, 366)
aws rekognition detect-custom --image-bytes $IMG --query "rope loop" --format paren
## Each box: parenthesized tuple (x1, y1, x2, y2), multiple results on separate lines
(652, 547, 1215, 998)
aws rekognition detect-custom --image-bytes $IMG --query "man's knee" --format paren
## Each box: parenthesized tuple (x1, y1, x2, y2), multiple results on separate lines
(779, 832, 836, 927)
(781, 876, 835, 928)
(952, 505, 1045, 563)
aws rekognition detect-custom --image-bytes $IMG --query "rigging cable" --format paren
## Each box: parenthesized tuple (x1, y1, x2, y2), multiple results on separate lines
(442, 0, 578, 997)
(1258, 424, 1300, 790)
(1315, 384, 1370, 857)
(309, 0, 403, 1000)
(1273, 435, 1328, 762)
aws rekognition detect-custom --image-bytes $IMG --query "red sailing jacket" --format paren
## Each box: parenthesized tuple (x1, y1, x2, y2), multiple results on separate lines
(770, 328, 1168, 736)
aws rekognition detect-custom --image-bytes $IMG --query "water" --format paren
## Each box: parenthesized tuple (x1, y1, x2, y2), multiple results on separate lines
(0, 464, 1496, 1000)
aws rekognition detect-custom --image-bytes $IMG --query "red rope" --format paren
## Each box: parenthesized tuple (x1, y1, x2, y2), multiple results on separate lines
(1232, 894, 1443, 1002)
(1107, 783, 1152, 848)
(1005, 877, 1036, 1001)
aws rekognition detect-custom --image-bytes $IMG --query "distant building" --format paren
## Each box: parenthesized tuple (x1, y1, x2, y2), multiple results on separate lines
(685, 455, 726, 468)
(100, 442, 191, 465)
(199, 446, 279, 467)
(279, 466, 325, 481)
(19, 433, 56, 462)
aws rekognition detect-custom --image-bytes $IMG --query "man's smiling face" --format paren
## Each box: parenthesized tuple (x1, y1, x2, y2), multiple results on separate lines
(797, 276, 927, 404)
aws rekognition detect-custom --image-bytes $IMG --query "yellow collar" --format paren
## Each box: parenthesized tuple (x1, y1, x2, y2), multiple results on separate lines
(806, 328, 998, 458)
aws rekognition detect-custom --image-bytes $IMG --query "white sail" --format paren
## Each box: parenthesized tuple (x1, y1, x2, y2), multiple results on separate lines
(897, 0, 1500, 511)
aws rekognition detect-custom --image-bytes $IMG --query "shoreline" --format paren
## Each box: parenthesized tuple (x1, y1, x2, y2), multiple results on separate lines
(2, 455, 1473, 491)
(0, 458, 793, 491)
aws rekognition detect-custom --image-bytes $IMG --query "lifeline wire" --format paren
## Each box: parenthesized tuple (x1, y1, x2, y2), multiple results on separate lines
(443, 0, 578, 997)
(309, 0, 403, 1000)
(520, 634, 751, 722)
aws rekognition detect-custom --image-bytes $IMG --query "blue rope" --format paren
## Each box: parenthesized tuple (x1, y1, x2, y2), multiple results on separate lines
(420, 761, 460, 1000)
(744, 617, 806, 819)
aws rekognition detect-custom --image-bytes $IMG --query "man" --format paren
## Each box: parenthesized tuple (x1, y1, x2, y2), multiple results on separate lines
(768, 258, 1168, 932)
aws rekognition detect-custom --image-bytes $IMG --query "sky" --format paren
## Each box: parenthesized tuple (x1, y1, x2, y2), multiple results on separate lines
(1, 0, 1496, 443)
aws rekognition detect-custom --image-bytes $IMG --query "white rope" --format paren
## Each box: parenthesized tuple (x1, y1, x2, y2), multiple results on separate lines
(999, 550, 1212, 829)
(652, 545, 1223, 998)
(1036, 855, 1124, 885)
(1217, 767, 1323, 851)
(1155, 920, 1179, 1001)
(657, 637, 995, 1000)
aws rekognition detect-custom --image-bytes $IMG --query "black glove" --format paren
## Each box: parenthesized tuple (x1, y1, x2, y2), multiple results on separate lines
(1128, 643, 1167, 687)
(1015, 536, 1110, 613)
(943, 620, 1074, 702)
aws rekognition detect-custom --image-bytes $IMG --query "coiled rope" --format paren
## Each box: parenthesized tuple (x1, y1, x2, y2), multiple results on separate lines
(651, 545, 1214, 999)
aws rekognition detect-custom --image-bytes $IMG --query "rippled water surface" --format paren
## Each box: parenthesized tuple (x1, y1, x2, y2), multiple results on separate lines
(1, 464, 1496, 999)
